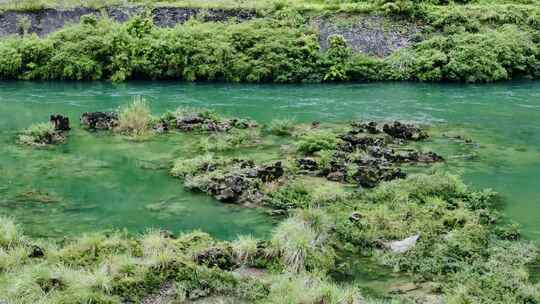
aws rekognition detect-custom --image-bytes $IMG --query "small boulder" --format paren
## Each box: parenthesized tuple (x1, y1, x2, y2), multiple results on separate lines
(194, 246, 236, 270)
(257, 162, 284, 182)
(349, 212, 362, 222)
(50, 115, 70, 131)
(29, 245, 45, 258)
(297, 158, 318, 171)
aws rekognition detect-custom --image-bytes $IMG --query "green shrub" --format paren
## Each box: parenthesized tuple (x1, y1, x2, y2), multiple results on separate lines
(323, 35, 352, 81)
(410, 26, 540, 82)
(296, 131, 340, 154)
(266, 181, 312, 210)
(265, 274, 362, 304)
(197, 130, 260, 152)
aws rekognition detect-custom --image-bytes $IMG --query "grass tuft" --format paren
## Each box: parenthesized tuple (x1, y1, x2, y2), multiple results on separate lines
(116, 96, 152, 138)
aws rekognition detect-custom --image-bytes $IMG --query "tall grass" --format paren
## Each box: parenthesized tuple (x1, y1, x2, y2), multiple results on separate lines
(116, 96, 152, 138)
(271, 209, 334, 273)
(268, 118, 296, 136)
(0, 216, 24, 248)
(232, 235, 258, 266)
(18, 122, 57, 146)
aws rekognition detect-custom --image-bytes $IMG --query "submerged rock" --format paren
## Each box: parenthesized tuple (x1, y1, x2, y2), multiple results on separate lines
(339, 134, 385, 152)
(384, 234, 420, 253)
(80, 112, 118, 130)
(50, 114, 70, 131)
(351, 121, 381, 134)
(383, 121, 428, 140)
(386, 150, 444, 163)
(174, 111, 256, 133)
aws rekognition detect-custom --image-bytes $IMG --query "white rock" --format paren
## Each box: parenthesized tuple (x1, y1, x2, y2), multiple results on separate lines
(386, 234, 420, 253)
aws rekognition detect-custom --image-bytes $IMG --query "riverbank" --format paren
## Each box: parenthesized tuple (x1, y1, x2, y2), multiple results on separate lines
(0, 0, 539, 83)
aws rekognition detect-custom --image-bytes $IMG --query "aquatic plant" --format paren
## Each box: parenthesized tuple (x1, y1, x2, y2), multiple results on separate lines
(197, 130, 261, 152)
(116, 96, 152, 138)
(170, 154, 219, 178)
(0, 216, 24, 249)
(296, 131, 340, 154)
(18, 122, 63, 147)
(268, 118, 296, 136)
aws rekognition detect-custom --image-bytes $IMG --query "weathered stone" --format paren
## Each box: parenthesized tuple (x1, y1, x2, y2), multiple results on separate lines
(80, 112, 118, 130)
(383, 121, 428, 140)
(351, 121, 380, 134)
(50, 114, 70, 131)
(349, 212, 362, 222)
(385, 234, 420, 253)
(297, 158, 318, 171)
(29, 245, 45, 258)
(194, 246, 236, 270)
(0, 7, 254, 37)
(353, 166, 405, 188)
(153, 119, 169, 134)
(327, 171, 346, 182)
(316, 15, 420, 57)
(257, 162, 284, 182)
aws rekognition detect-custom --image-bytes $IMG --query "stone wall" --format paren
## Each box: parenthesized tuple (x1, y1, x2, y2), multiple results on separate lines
(0, 7, 419, 57)
(315, 15, 420, 57)
(0, 7, 256, 37)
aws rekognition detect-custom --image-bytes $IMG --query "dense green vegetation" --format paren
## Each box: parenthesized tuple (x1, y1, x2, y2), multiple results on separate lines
(0, 0, 539, 83)
(4, 107, 540, 303)
(1, 172, 538, 303)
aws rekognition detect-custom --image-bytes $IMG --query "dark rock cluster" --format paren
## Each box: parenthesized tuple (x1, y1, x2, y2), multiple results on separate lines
(298, 121, 442, 188)
(80, 112, 119, 130)
(194, 246, 236, 270)
(50, 114, 70, 131)
(187, 160, 284, 205)
(175, 115, 257, 132)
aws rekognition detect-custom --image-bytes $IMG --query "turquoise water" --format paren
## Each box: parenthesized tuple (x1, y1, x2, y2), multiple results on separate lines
(0, 81, 539, 241)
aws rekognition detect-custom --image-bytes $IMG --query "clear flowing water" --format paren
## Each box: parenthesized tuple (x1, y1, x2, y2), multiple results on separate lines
(0, 81, 539, 243)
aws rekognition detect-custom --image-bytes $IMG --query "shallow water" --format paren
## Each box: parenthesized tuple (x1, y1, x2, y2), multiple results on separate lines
(0, 81, 539, 242)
